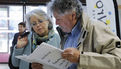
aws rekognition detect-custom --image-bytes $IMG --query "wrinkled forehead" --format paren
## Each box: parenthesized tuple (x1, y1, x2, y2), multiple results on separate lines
(53, 8, 73, 14)
(53, 10, 73, 18)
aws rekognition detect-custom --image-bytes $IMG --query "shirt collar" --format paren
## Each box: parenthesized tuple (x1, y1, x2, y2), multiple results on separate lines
(71, 19, 81, 36)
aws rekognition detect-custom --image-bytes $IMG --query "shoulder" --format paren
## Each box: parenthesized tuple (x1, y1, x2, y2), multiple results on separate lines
(47, 32, 61, 48)
(14, 33, 19, 35)
(53, 32, 60, 39)
(89, 19, 107, 29)
(13, 33, 19, 38)
(82, 12, 108, 32)
(49, 32, 60, 42)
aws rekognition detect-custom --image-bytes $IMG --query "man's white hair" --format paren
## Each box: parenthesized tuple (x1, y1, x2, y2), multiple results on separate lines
(47, 0, 83, 18)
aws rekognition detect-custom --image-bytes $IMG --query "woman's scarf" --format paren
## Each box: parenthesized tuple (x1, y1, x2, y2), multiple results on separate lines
(32, 30, 54, 51)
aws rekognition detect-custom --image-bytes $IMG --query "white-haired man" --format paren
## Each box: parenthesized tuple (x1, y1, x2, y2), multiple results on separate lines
(48, 0, 121, 69)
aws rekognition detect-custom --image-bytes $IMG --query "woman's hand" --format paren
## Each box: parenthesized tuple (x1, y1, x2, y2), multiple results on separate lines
(31, 63, 43, 69)
(62, 48, 80, 63)
(16, 36, 28, 48)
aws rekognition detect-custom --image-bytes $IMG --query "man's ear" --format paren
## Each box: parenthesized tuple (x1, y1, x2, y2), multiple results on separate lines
(72, 11, 76, 20)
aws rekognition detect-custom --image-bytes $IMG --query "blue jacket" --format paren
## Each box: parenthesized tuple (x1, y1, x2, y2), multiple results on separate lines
(12, 32, 60, 69)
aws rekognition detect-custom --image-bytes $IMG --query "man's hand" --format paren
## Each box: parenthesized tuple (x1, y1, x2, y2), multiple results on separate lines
(16, 36, 28, 48)
(31, 63, 43, 69)
(62, 48, 80, 63)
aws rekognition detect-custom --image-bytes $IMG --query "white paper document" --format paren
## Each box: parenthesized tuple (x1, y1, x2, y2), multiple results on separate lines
(16, 42, 72, 69)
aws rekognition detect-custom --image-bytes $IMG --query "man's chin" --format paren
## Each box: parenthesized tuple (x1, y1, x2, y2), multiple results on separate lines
(62, 29, 70, 33)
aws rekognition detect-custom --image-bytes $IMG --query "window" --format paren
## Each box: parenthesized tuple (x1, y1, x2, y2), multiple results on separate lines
(0, 5, 48, 53)
(0, 5, 23, 52)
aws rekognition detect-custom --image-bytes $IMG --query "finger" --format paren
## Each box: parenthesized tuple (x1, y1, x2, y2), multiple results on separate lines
(21, 36, 27, 40)
(18, 36, 21, 38)
(24, 37, 28, 41)
(17, 36, 21, 40)
(62, 55, 73, 61)
(31, 63, 43, 69)
(23, 36, 28, 39)
(63, 48, 75, 55)
(19, 37, 28, 42)
(64, 48, 72, 53)
(62, 51, 73, 57)
(62, 52, 73, 60)
(32, 63, 41, 67)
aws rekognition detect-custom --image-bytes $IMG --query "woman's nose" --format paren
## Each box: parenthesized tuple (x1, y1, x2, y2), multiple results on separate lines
(36, 22, 40, 26)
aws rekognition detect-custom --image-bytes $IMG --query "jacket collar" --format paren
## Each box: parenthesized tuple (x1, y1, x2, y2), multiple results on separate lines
(77, 12, 89, 48)
(81, 12, 90, 31)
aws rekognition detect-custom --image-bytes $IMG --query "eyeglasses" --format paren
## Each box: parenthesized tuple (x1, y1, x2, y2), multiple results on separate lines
(31, 20, 47, 27)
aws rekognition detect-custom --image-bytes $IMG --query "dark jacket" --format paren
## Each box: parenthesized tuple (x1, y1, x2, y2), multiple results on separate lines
(12, 33, 20, 46)
(8, 33, 20, 69)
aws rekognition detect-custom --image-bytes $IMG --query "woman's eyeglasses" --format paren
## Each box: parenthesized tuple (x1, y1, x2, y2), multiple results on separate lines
(31, 20, 47, 27)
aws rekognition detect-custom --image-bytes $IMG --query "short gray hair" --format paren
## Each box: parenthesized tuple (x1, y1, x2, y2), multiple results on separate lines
(25, 9, 53, 31)
(47, 0, 83, 18)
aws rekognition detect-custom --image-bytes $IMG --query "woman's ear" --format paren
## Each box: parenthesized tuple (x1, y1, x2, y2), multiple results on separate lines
(48, 21, 53, 30)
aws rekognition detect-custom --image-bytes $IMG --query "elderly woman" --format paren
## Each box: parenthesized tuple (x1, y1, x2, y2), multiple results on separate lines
(11, 9, 60, 69)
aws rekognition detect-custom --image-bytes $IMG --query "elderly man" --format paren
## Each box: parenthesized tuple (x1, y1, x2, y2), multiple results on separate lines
(48, 0, 121, 69)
